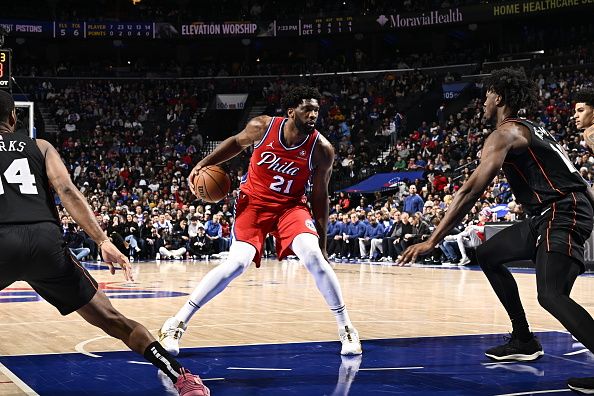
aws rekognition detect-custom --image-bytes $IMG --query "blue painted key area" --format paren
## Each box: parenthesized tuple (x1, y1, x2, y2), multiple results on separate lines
(1, 331, 593, 395)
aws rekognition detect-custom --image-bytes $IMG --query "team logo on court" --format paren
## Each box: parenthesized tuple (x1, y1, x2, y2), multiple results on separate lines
(305, 219, 316, 231)
(0, 281, 188, 303)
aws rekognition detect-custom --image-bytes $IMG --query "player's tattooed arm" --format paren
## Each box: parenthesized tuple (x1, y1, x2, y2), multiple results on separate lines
(189, 115, 272, 195)
(196, 115, 271, 168)
(236, 115, 271, 148)
(37, 139, 108, 244)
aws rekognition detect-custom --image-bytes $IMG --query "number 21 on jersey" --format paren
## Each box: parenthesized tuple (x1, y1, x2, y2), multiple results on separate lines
(269, 175, 293, 194)
(0, 158, 38, 195)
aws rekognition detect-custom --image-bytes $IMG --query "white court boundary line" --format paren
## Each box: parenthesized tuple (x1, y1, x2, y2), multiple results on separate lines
(564, 348, 590, 356)
(493, 389, 570, 396)
(482, 361, 517, 366)
(0, 362, 39, 395)
(359, 366, 423, 371)
(75, 335, 109, 358)
(227, 367, 292, 371)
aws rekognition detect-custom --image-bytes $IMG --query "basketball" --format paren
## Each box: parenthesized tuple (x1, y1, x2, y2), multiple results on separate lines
(193, 165, 231, 203)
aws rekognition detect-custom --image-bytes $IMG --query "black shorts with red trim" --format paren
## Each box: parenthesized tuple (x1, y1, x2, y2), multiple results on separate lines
(0, 222, 98, 315)
(531, 191, 593, 271)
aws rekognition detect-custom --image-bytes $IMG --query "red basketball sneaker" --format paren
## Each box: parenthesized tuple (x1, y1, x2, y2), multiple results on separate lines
(174, 369, 210, 396)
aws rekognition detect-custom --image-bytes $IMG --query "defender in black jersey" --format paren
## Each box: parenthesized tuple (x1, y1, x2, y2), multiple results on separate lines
(399, 69, 594, 393)
(567, 88, 594, 394)
(575, 88, 594, 153)
(0, 91, 208, 395)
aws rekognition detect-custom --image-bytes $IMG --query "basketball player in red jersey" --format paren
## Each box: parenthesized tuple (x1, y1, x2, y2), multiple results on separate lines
(160, 86, 362, 356)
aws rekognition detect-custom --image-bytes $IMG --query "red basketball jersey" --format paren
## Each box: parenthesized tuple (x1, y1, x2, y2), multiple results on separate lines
(240, 117, 320, 205)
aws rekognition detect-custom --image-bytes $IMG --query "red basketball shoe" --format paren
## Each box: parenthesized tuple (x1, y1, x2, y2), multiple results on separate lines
(174, 369, 210, 396)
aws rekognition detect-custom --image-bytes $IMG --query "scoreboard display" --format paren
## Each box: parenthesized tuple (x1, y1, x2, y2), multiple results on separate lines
(0, 49, 11, 91)
(56, 22, 84, 38)
(300, 16, 354, 35)
(276, 17, 356, 36)
(86, 23, 154, 38)
(54, 22, 154, 38)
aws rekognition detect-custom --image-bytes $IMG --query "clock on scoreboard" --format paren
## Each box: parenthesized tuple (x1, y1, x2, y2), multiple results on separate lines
(0, 49, 11, 91)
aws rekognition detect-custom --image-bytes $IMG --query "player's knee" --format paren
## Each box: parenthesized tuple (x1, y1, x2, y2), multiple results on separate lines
(301, 250, 328, 275)
(222, 257, 251, 278)
(475, 245, 493, 271)
(537, 290, 559, 314)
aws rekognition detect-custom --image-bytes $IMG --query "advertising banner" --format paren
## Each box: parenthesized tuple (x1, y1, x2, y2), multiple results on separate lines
(215, 94, 249, 110)
(180, 21, 274, 37)
(0, 2, 591, 40)
(442, 82, 470, 100)
(0, 19, 54, 37)
(340, 171, 425, 193)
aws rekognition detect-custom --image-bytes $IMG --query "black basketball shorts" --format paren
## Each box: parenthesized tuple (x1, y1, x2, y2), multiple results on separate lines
(478, 191, 593, 273)
(532, 191, 594, 270)
(0, 222, 98, 315)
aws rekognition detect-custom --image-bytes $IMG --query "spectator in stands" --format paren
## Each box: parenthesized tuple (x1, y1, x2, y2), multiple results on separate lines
(188, 225, 212, 259)
(107, 215, 127, 255)
(204, 213, 223, 253)
(326, 214, 340, 258)
(442, 208, 490, 266)
(409, 212, 431, 244)
(220, 216, 232, 251)
(141, 218, 160, 259)
(373, 210, 396, 260)
(329, 213, 348, 260)
(396, 212, 429, 260)
(65, 224, 91, 261)
(158, 229, 187, 260)
(123, 213, 142, 260)
(389, 211, 413, 260)
(359, 215, 385, 260)
(439, 233, 461, 265)
(187, 216, 202, 241)
(60, 215, 70, 236)
(155, 213, 173, 234)
(403, 185, 424, 214)
(338, 192, 351, 211)
(173, 218, 191, 253)
(342, 213, 366, 261)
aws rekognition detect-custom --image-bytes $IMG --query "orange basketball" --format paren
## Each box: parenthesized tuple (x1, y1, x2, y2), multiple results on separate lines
(194, 165, 231, 203)
(193, 165, 231, 203)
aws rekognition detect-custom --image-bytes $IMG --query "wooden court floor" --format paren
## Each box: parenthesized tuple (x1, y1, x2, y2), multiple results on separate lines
(2, 259, 594, 395)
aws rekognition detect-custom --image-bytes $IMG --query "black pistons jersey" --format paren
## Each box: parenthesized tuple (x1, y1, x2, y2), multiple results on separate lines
(0, 133, 58, 224)
(501, 118, 589, 213)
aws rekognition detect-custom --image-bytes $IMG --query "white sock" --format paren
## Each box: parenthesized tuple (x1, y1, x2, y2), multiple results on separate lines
(291, 233, 353, 329)
(331, 304, 353, 329)
(175, 241, 256, 324)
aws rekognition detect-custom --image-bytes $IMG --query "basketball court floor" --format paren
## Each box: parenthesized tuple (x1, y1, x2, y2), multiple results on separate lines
(2, 258, 594, 395)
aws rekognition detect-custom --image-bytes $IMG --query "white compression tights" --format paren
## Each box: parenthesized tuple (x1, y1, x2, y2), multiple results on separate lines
(290, 233, 352, 329)
(176, 233, 352, 329)
(175, 240, 255, 323)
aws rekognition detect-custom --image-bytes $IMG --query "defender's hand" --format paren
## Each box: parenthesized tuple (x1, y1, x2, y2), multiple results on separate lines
(100, 240, 134, 281)
(397, 240, 435, 267)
